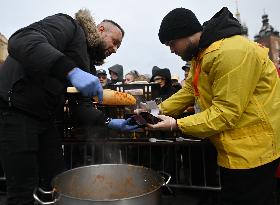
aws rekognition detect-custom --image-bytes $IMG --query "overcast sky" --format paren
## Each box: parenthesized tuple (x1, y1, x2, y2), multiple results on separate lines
(1, 0, 279, 80)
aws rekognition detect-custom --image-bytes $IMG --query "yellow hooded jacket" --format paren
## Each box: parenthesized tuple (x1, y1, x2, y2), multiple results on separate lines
(160, 35, 280, 169)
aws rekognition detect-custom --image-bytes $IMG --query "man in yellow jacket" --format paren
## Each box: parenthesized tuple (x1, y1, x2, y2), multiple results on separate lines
(149, 7, 280, 205)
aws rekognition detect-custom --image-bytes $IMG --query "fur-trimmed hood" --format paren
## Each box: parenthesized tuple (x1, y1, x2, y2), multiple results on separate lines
(75, 9, 101, 48)
(75, 9, 106, 65)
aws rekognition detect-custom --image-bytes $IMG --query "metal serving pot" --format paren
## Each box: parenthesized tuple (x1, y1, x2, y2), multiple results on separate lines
(34, 164, 170, 205)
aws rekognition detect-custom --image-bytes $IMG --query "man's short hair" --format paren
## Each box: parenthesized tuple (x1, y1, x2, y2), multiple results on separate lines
(102, 19, 125, 37)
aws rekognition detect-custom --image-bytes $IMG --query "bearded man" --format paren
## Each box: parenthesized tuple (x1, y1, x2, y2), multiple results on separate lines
(148, 7, 280, 205)
(0, 9, 136, 205)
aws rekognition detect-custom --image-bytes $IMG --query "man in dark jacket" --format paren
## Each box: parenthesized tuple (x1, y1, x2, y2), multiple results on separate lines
(0, 9, 137, 205)
(108, 64, 124, 84)
(150, 68, 177, 101)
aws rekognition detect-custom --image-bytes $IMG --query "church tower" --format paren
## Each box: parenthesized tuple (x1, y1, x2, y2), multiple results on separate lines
(254, 12, 280, 69)
(235, 0, 248, 37)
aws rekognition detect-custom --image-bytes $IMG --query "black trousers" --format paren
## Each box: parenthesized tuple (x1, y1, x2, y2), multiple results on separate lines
(0, 108, 65, 205)
(220, 158, 280, 205)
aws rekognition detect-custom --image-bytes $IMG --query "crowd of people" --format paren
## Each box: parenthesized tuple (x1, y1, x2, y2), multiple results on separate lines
(95, 63, 192, 104)
(0, 6, 279, 205)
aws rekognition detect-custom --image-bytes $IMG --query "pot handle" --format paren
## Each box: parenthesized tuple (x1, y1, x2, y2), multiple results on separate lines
(33, 187, 58, 205)
(158, 171, 171, 186)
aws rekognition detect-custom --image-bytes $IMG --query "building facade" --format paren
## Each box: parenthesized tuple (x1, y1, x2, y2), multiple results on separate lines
(0, 33, 8, 64)
(254, 14, 280, 69)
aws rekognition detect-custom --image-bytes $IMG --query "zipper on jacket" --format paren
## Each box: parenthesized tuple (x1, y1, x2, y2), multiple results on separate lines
(8, 89, 12, 107)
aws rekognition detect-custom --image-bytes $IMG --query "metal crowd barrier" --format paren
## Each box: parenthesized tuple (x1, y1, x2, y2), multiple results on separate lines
(0, 165, 5, 194)
(0, 83, 222, 195)
(62, 132, 221, 191)
(61, 82, 221, 192)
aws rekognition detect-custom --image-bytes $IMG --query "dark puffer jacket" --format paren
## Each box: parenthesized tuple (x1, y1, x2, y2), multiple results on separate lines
(0, 11, 104, 123)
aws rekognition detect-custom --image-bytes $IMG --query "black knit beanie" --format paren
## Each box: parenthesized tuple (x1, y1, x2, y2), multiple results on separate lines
(158, 8, 203, 44)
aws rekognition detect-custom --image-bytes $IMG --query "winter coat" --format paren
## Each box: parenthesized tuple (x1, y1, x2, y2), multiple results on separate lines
(159, 7, 280, 169)
(157, 85, 177, 101)
(151, 68, 177, 100)
(0, 10, 105, 123)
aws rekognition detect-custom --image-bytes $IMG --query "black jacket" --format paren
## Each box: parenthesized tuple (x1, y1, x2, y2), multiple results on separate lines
(158, 85, 177, 101)
(150, 68, 177, 100)
(0, 12, 103, 122)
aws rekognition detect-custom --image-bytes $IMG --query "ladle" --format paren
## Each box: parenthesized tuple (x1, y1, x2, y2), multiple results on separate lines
(176, 137, 201, 142)
(149, 138, 173, 143)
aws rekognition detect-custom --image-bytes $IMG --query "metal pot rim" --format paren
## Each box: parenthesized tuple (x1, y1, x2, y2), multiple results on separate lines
(52, 164, 165, 201)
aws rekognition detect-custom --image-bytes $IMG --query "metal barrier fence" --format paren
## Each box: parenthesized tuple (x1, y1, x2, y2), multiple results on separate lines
(0, 136, 221, 195)
(0, 83, 221, 194)
(60, 87, 222, 193)
(0, 166, 5, 194)
(62, 134, 221, 191)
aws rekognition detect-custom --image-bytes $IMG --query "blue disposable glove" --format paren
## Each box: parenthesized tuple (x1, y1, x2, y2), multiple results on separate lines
(67, 67, 103, 102)
(107, 118, 139, 132)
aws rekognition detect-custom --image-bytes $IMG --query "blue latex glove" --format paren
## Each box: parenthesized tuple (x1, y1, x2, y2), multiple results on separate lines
(67, 67, 103, 102)
(107, 118, 139, 132)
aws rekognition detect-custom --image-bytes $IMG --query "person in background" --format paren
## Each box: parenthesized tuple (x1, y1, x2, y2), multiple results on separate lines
(124, 70, 140, 84)
(143, 74, 151, 82)
(134, 74, 151, 83)
(96, 69, 109, 88)
(108, 64, 123, 84)
(148, 7, 280, 205)
(152, 65, 160, 76)
(171, 74, 182, 92)
(180, 62, 191, 87)
(0, 9, 137, 205)
(150, 68, 177, 101)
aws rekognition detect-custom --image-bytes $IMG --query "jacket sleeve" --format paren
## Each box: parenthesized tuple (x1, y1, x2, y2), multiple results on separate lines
(159, 77, 195, 118)
(8, 14, 78, 80)
(177, 46, 264, 138)
(69, 96, 107, 126)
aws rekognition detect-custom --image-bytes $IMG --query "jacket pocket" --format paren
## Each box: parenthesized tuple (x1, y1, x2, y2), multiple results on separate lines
(225, 122, 267, 140)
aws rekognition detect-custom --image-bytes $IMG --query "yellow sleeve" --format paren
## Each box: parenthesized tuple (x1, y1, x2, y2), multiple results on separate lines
(159, 77, 195, 118)
(177, 43, 265, 138)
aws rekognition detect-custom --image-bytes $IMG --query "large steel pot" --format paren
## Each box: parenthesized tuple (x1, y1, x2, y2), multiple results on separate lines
(34, 164, 170, 205)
